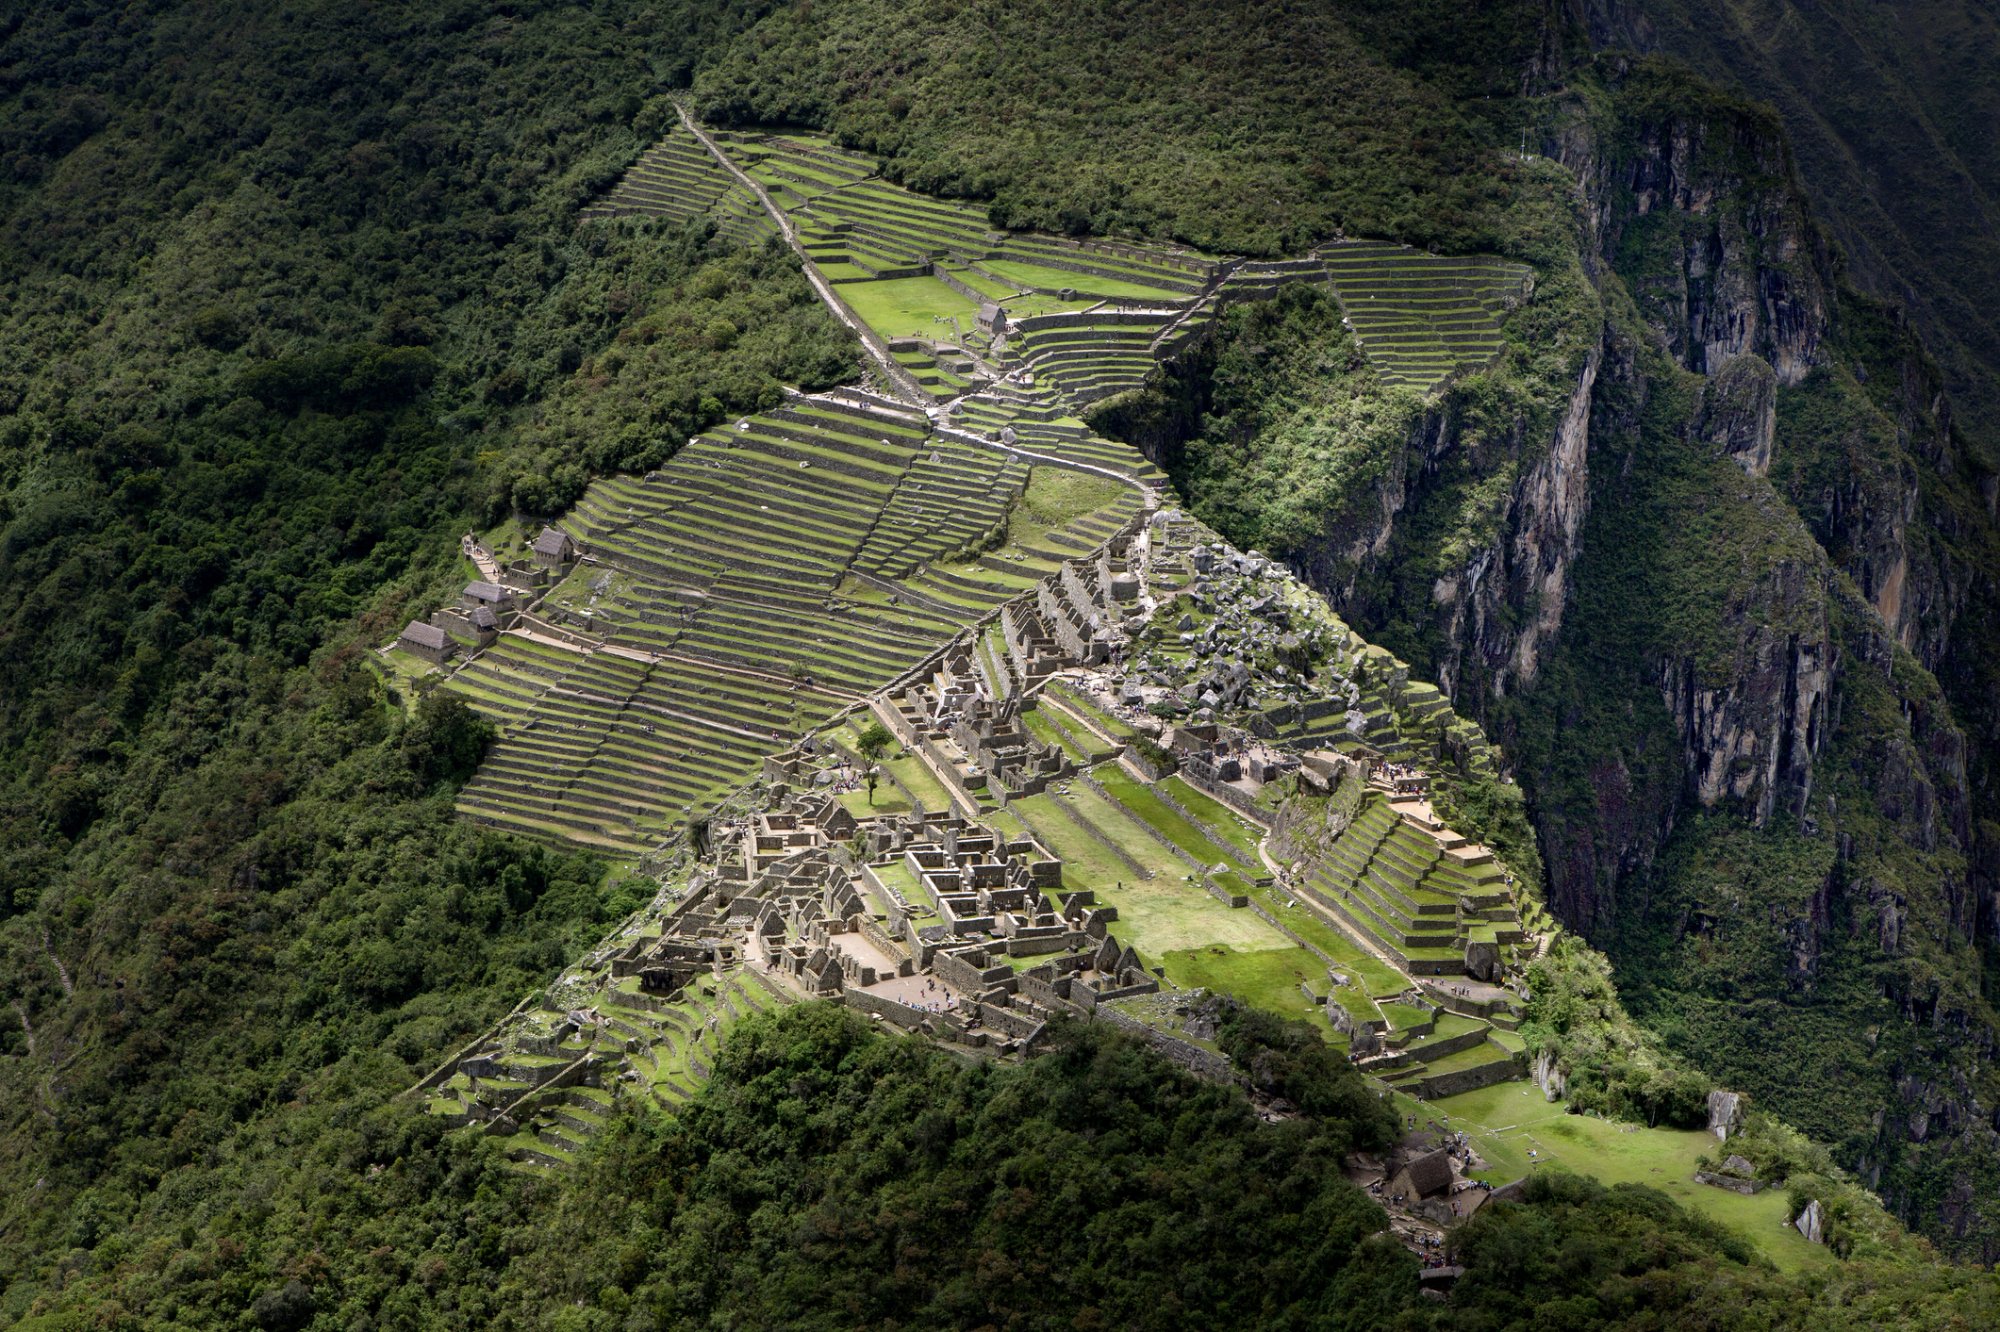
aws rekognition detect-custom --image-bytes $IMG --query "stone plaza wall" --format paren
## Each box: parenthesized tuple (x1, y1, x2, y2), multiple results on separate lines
(1094, 1005, 1234, 1082)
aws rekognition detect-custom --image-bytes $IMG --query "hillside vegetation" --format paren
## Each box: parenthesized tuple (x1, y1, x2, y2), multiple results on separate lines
(13, 1004, 1999, 1330)
(691, 0, 1555, 255)
(2, 0, 1999, 1324)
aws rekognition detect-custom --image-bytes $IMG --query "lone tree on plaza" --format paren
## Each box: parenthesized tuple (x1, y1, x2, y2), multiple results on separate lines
(855, 720, 894, 805)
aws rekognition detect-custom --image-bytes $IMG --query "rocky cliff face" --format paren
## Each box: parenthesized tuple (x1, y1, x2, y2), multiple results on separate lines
(1655, 558, 1828, 825)
(1253, 53, 2000, 1252)
(1479, 341, 1601, 698)
(1560, 75, 1832, 387)
(1319, 336, 1604, 709)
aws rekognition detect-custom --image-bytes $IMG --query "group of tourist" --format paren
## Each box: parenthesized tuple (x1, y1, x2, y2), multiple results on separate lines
(913, 977, 957, 1015)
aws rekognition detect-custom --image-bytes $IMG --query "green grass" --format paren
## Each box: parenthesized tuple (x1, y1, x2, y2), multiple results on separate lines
(1010, 467, 1131, 535)
(1243, 881, 1407, 996)
(978, 258, 1189, 301)
(829, 720, 957, 812)
(1045, 683, 1136, 740)
(1417, 1040, 1516, 1076)
(1096, 765, 1235, 868)
(1161, 944, 1327, 1027)
(1416, 1082, 1835, 1276)
(871, 858, 933, 912)
(1010, 793, 1141, 891)
(1023, 791, 1290, 962)
(1162, 776, 1264, 860)
(1001, 293, 1100, 318)
(841, 787, 912, 817)
(1329, 983, 1383, 1028)
(838, 275, 983, 339)
(1379, 1001, 1432, 1032)
(943, 265, 1019, 299)
(985, 806, 1033, 842)
(1057, 783, 1184, 876)
(1021, 707, 1087, 763)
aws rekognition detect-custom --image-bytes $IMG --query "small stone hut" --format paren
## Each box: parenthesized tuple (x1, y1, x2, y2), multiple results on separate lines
(398, 620, 454, 665)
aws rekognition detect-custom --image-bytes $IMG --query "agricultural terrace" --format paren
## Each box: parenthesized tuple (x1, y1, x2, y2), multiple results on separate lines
(1321, 240, 1531, 393)
(442, 389, 1144, 857)
(584, 117, 1536, 424)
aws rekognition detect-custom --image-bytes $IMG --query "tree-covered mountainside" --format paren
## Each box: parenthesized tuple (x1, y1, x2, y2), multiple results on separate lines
(667, 0, 2000, 1258)
(3, 0, 2000, 1325)
(10, 1003, 1998, 1330)
(1576, 0, 2000, 463)
(0, 0, 837, 1311)
(688, 0, 1552, 254)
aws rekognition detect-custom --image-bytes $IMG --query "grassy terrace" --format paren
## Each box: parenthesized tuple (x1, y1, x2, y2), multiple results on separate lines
(448, 644, 784, 857)
(581, 125, 734, 223)
(953, 393, 1169, 482)
(976, 257, 1192, 302)
(1013, 778, 1326, 1028)
(826, 717, 957, 814)
(838, 276, 983, 339)
(1320, 240, 1531, 393)
(851, 437, 1029, 579)
(705, 129, 1216, 301)
(1093, 764, 1247, 875)
(1021, 705, 1088, 763)
(1412, 1082, 1834, 1275)
(1163, 944, 1325, 1025)
(1041, 678, 1136, 741)
(869, 857, 933, 913)
(473, 969, 788, 1169)
(1162, 776, 1263, 860)
(453, 383, 1151, 856)
(1003, 317, 1173, 406)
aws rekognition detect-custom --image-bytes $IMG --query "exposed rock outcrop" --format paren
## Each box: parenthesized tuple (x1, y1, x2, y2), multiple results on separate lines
(1706, 1088, 1745, 1141)
(1696, 353, 1777, 476)
(1795, 1198, 1825, 1244)
(1656, 559, 1829, 825)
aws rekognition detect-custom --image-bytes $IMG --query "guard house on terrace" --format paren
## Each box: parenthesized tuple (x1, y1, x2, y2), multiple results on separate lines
(461, 580, 516, 616)
(531, 525, 577, 569)
(397, 620, 454, 665)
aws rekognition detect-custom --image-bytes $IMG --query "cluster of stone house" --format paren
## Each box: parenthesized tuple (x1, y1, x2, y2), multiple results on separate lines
(394, 525, 577, 665)
(888, 648, 1073, 799)
(1000, 534, 1141, 681)
(580, 737, 1166, 1058)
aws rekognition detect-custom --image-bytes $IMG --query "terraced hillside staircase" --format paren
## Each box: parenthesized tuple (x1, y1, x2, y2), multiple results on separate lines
(450, 111, 1539, 862)
(446, 387, 1146, 856)
(1319, 241, 1532, 393)
(579, 124, 735, 223)
(583, 114, 1537, 412)
(424, 958, 787, 1169)
(1295, 792, 1523, 974)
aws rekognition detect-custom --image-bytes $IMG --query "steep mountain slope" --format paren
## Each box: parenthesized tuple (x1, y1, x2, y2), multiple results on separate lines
(683, 4, 2000, 1252)
(3, 0, 1999, 1321)
(1575, 0, 2000, 462)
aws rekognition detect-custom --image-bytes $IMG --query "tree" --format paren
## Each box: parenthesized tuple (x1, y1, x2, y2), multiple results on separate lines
(855, 720, 894, 805)
(402, 691, 495, 788)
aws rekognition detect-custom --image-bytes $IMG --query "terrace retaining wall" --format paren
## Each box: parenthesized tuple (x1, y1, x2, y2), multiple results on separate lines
(1413, 1049, 1525, 1100)
(1179, 763, 1275, 826)
(1094, 1005, 1234, 1083)
(844, 988, 928, 1030)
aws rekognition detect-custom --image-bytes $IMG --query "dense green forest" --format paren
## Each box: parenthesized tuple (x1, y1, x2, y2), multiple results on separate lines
(4, 0, 2000, 1325)
(0, 0, 846, 1316)
(690, 0, 1557, 255)
(12, 1003, 1998, 1330)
